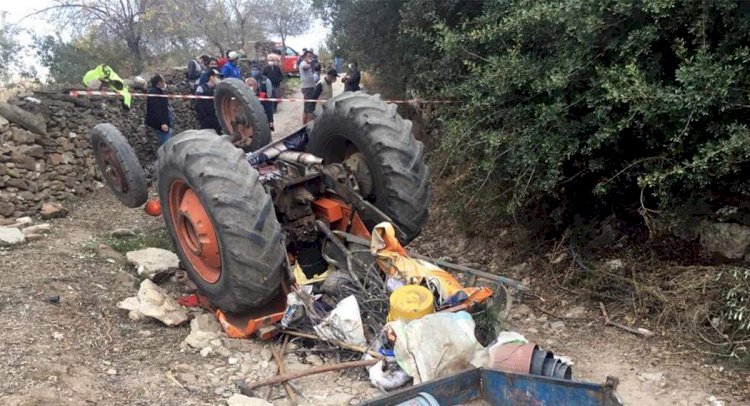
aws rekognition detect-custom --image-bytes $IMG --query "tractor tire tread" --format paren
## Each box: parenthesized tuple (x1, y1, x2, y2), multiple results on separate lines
(158, 130, 284, 313)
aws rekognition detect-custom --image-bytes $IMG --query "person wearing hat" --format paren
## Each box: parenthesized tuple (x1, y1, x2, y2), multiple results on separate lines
(220, 51, 242, 80)
(195, 69, 222, 134)
(311, 68, 339, 116)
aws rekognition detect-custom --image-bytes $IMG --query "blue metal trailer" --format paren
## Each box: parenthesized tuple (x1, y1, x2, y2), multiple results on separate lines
(362, 368, 622, 406)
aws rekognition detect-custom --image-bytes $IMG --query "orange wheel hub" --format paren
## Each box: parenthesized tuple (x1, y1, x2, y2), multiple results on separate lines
(168, 180, 221, 283)
(221, 96, 254, 142)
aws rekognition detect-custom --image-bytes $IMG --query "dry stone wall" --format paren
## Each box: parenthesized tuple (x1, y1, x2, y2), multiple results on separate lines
(0, 70, 200, 220)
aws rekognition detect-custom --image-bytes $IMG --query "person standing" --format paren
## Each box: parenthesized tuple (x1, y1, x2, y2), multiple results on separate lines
(145, 74, 173, 146)
(220, 51, 242, 80)
(343, 61, 361, 92)
(248, 65, 275, 131)
(296, 48, 308, 68)
(198, 57, 219, 84)
(262, 54, 284, 112)
(299, 51, 316, 124)
(311, 52, 321, 82)
(195, 69, 222, 134)
(187, 55, 209, 93)
(311, 69, 338, 116)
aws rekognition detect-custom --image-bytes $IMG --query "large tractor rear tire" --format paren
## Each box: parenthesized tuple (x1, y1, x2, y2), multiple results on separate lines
(307, 92, 430, 244)
(158, 130, 284, 313)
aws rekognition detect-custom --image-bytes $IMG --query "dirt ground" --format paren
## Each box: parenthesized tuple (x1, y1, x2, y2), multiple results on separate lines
(1, 80, 749, 405)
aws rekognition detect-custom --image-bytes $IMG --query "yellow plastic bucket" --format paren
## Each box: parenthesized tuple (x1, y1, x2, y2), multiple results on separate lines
(387, 285, 435, 322)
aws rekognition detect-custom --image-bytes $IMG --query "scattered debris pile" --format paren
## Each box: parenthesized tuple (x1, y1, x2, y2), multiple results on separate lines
(114, 219, 591, 403)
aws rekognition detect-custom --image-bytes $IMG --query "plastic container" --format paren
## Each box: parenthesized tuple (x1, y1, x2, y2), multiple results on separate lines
(387, 285, 435, 322)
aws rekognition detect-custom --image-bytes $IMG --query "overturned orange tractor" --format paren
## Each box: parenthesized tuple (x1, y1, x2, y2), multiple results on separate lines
(90, 79, 430, 337)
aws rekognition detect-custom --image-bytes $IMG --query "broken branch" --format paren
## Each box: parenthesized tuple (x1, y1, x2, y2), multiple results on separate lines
(272, 338, 298, 404)
(599, 302, 654, 338)
(243, 359, 380, 390)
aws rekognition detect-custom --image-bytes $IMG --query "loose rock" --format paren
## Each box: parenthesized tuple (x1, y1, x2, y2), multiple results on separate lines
(22, 223, 50, 236)
(40, 202, 68, 219)
(699, 221, 750, 259)
(111, 228, 137, 238)
(126, 247, 180, 280)
(0, 227, 25, 246)
(184, 313, 225, 349)
(116, 279, 188, 326)
(226, 394, 273, 406)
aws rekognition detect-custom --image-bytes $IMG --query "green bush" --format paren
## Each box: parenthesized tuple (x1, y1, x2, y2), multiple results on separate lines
(436, 0, 750, 228)
(321, 0, 750, 232)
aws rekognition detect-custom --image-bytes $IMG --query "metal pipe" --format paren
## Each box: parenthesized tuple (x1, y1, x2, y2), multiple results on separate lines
(278, 151, 323, 165)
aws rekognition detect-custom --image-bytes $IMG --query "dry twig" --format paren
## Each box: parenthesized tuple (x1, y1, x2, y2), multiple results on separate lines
(243, 359, 380, 390)
(599, 302, 654, 338)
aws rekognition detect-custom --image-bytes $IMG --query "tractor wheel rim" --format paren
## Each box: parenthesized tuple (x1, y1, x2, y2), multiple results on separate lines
(221, 96, 254, 142)
(99, 142, 128, 193)
(168, 180, 221, 283)
(343, 151, 375, 198)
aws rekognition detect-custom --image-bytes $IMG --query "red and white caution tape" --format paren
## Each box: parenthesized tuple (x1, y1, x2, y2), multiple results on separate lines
(67, 89, 457, 104)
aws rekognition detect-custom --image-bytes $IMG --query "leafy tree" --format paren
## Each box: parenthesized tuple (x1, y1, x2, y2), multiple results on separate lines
(0, 25, 23, 83)
(34, 33, 134, 84)
(181, 0, 266, 56)
(36, 0, 160, 72)
(263, 0, 312, 51)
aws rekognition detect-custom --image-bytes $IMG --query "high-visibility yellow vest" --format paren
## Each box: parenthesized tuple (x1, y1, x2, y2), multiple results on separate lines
(82, 65, 132, 108)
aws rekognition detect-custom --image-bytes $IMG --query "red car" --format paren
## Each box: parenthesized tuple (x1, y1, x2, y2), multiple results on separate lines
(274, 43, 299, 76)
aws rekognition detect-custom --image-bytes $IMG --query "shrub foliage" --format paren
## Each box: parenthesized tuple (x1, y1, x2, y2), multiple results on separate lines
(319, 0, 750, 231)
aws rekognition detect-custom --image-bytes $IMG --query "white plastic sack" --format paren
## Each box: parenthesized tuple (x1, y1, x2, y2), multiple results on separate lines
(313, 295, 367, 347)
(390, 311, 484, 384)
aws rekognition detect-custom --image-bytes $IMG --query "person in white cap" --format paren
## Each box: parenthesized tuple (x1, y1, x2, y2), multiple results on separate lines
(220, 51, 242, 79)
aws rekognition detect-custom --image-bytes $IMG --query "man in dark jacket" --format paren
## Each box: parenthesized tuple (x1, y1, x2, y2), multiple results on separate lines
(343, 61, 361, 92)
(262, 55, 284, 112)
(195, 69, 222, 134)
(145, 74, 173, 145)
(187, 55, 209, 93)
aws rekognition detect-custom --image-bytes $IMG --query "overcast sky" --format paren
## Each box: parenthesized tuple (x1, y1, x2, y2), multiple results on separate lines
(3, 1, 329, 59)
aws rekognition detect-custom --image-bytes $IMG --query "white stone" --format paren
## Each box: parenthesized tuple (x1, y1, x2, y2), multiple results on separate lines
(14, 217, 33, 227)
(184, 313, 224, 349)
(0, 114, 8, 127)
(260, 348, 273, 362)
(228, 357, 238, 365)
(126, 247, 179, 279)
(117, 279, 188, 326)
(226, 394, 272, 406)
(604, 259, 624, 271)
(549, 320, 565, 330)
(106, 368, 117, 375)
(22, 223, 51, 236)
(0, 227, 25, 246)
(200, 347, 214, 357)
(52, 331, 64, 340)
